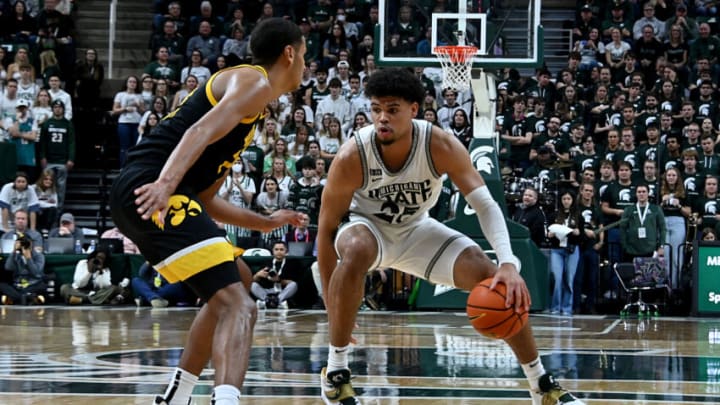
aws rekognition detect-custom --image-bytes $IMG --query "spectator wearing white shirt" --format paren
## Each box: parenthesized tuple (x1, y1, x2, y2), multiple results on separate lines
(181, 50, 212, 85)
(437, 88, 470, 130)
(633, 3, 666, 41)
(314, 78, 350, 131)
(222, 24, 250, 63)
(0, 79, 19, 124)
(47, 75, 72, 120)
(111, 75, 145, 167)
(0, 172, 40, 232)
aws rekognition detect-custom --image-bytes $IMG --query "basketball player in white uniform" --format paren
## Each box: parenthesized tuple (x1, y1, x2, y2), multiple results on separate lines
(317, 68, 584, 405)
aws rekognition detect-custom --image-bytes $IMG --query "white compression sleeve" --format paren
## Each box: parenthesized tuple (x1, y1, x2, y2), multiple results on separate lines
(465, 186, 521, 272)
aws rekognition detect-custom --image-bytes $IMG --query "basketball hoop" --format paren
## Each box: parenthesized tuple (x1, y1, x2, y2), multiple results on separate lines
(434, 45, 477, 92)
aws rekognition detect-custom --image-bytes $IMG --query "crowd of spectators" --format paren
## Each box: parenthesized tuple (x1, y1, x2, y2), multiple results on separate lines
(3, 0, 718, 314)
(499, 0, 720, 315)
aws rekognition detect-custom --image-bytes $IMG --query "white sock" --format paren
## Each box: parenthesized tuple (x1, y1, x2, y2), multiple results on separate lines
(327, 344, 350, 373)
(211, 384, 241, 405)
(522, 357, 546, 392)
(161, 367, 198, 404)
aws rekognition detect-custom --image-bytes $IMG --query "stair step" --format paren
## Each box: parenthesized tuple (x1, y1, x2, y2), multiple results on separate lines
(75, 17, 150, 31)
(80, 2, 151, 13)
(82, 38, 149, 49)
(77, 48, 151, 62)
(77, 10, 151, 20)
(82, 28, 149, 41)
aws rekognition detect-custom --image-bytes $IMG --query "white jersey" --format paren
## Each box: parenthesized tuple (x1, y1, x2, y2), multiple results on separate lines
(350, 119, 442, 226)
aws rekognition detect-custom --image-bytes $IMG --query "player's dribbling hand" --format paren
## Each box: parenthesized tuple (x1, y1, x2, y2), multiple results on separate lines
(269, 209, 305, 228)
(489, 264, 531, 313)
(134, 181, 173, 223)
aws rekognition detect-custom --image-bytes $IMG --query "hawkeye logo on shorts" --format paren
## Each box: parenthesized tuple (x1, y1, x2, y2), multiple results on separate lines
(368, 180, 433, 224)
(152, 195, 202, 230)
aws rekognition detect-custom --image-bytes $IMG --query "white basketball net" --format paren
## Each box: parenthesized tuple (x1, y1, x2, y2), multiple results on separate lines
(434, 45, 477, 92)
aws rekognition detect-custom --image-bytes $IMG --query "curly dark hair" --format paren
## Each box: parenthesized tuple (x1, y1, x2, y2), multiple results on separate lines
(364, 67, 425, 106)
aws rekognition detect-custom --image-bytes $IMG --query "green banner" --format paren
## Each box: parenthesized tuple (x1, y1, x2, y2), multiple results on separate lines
(693, 242, 720, 315)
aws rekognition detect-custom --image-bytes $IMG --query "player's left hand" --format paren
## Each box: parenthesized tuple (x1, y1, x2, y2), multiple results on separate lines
(134, 180, 174, 223)
(269, 209, 305, 228)
(489, 264, 531, 313)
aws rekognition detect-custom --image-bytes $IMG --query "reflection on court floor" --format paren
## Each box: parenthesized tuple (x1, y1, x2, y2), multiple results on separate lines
(0, 307, 717, 404)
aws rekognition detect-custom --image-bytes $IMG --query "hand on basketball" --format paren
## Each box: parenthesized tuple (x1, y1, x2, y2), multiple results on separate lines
(489, 264, 531, 312)
(134, 181, 173, 223)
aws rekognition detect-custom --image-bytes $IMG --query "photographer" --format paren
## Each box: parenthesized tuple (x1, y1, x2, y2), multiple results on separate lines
(0, 235, 47, 305)
(250, 240, 298, 309)
(59, 248, 128, 305)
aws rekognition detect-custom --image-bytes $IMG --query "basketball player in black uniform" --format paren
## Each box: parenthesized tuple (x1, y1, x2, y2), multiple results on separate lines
(110, 18, 305, 405)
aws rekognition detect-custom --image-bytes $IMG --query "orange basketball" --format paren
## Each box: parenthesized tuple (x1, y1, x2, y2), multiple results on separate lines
(466, 278, 528, 339)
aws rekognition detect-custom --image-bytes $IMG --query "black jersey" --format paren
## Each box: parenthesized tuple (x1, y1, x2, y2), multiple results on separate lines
(125, 65, 266, 193)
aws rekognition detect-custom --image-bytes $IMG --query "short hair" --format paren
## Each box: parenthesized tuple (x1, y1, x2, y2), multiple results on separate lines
(365, 68, 424, 105)
(682, 148, 699, 160)
(666, 133, 682, 144)
(298, 155, 316, 170)
(272, 240, 288, 249)
(250, 18, 303, 66)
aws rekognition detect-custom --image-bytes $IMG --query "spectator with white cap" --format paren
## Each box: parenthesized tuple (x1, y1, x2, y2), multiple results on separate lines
(5, 98, 39, 180)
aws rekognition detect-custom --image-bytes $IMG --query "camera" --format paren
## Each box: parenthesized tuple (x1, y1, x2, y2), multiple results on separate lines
(268, 269, 277, 277)
(17, 237, 31, 250)
(91, 258, 103, 271)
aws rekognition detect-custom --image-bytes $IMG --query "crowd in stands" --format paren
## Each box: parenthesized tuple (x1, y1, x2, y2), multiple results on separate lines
(3, 0, 719, 315)
(498, 0, 720, 315)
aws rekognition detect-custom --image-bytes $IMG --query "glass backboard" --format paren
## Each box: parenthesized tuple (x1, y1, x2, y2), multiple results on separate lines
(375, 0, 543, 69)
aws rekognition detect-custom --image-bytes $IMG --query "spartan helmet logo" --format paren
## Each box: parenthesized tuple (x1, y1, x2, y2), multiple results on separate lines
(645, 116, 657, 127)
(152, 195, 203, 230)
(646, 147, 656, 161)
(611, 112, 621, 127)
(685, 177, 696, 191)
(662, 101, 673, 111)
(582, 208, 593, 224)
(538, 169, 550, 181)
(470, 145, 496, 174)
(624, 154, 636, 167)
(699, 103, 711, 117)
(706, 201, 717, 214)
(619, 188, 632, 201)
(582, 158, 593, 170)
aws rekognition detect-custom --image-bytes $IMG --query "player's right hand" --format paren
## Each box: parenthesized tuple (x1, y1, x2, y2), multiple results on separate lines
(134, 181, 173, 223)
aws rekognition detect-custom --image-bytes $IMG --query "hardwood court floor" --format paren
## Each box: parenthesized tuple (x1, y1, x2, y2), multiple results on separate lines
(0, 306, 718, 404)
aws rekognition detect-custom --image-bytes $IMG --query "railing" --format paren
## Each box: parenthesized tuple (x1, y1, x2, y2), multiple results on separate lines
(108, 0, 117, 79)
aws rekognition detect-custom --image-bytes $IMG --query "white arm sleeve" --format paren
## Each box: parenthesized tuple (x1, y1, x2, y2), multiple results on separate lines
(465, 186, 521, 272)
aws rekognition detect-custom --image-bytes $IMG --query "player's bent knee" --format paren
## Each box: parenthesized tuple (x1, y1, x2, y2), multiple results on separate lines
(207, 282, 255, 320)
(453, 246, 497, 288)
(337, 234, 378, 269)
